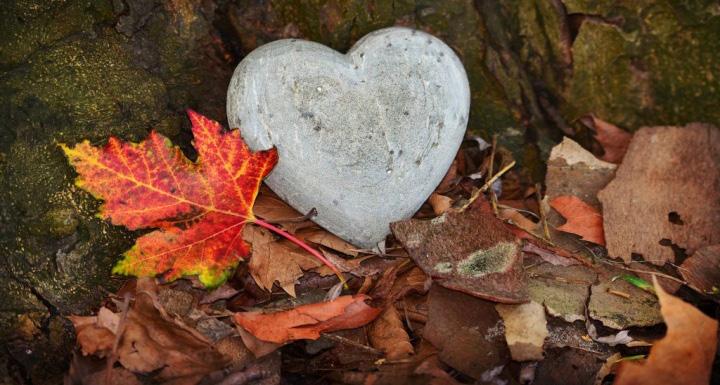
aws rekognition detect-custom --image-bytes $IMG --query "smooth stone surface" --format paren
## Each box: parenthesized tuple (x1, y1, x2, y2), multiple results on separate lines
(227, 27, 470, 248)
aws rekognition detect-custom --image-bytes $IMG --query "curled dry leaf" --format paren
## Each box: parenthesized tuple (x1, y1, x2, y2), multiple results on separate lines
(592, 117, 632, 164)
(233, 295, 381, 344)
(428, 193, 453, 215)
(613, 277, 718, 385)
(368, 305, 414, 360)
(550, 195, 605, 246)
(69, 279, 229, 385)
(244, 226, 322, 297)
(301, 228, 359, 257)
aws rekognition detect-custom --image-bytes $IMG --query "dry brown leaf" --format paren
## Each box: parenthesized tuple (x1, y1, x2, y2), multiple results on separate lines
(244, 225, 322, 297)
(69, 279, 228, 385)
(498, 207, 542, 237)
(253, 186, 309, 233)
(495, 301, 548, 361)
(391, 198, 528, 303)
(680, 244, 720, 294)
(301, 228, 359, 257)
(312, 249, 374, 277)
(613, 277, 718, 385)
(233, 295, 381, 344)
(592, 117, 632, 164)
(550, 195, 605, 245)
(598, 124, 720, 264)
(428, 193, 453, 215)
(368, 305, 414, 360)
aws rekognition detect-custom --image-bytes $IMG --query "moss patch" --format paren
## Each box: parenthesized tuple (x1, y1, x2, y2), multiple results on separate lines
(457, 241, 518, 277)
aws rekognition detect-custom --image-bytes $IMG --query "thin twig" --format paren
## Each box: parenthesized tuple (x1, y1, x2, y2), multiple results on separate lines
(323, 334, 383, 355)
(105, 294, 131, 383)
(462, 160, 516, 210)
(488, 134, 499, 215)
(598, 258, 687, 285)
(535, 183, 551, 241)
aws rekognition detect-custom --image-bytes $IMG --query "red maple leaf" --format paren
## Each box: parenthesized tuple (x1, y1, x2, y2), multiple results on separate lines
(550, 195, 605, 246)
(61, 110, 339, 287)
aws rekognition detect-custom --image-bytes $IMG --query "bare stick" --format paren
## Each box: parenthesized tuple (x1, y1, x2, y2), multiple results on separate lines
(462, 160, 516, 210)
(488, 135, 499, 215)
(536, 183, 551, 241)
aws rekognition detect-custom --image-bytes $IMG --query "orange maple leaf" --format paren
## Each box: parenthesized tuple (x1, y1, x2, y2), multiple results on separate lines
(61, 110, 340, 287)
(550, 195, 605, 245)
(234, 295, 381, 344)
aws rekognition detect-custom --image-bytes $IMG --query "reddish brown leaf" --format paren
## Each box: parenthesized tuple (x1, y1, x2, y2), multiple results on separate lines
(243, 225, 321, 297)
(61, 111, 278, 287)
(233, 295, 381, 344)
(593, 117, 632, 164)
(392, 199, 528, 303)
(614, 278, 718, 385)
(301, 228, 359, 257)
(70, 279, 229, 384)
(368, 305, 414, 360)
(550, 195, 605, 245)
(428, 193, 452, 215)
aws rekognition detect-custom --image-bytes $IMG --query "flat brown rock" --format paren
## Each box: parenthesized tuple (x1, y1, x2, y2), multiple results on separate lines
(598, 124, 720, 264)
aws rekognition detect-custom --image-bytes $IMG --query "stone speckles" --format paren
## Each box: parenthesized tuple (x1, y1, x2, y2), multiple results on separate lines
(227, 27, 470, 247)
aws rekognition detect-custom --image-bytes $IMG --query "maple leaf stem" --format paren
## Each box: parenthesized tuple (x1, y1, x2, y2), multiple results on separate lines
(253, 218, 348, 288)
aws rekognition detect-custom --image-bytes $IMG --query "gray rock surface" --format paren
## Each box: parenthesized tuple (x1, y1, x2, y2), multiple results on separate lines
(227, 27, 470, 248)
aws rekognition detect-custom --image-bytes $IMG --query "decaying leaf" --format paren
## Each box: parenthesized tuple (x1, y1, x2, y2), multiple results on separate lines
(428, 193, 453, 215)
(592, 117, 632, 164)
(680, 244, 720, 294)
(69, 279, 229, 384)
(550, 195, 605, 246)
(614, 277, 718, 385)
(496, 301, 548, 361)
(598, 124, 720, 264)
(253, 186, 309, 233)
(423, 285, 509, 379)
(589, 267, 662, 330)
(244, 226, 322, 297)
(391, 199, 528, 303)
(301, 228, 359, 257)
(61, 111, 278, 287)
(526, 259, 597, 323)
(368, 305, 414, 360)
(233, 295, 381, 344)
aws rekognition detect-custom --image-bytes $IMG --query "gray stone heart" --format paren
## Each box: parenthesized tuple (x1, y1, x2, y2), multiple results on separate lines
(227, 27, 470, 248)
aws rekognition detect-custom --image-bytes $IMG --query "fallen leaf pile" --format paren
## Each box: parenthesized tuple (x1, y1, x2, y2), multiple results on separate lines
(62, 112, 720, 385)
(69, 279, 229, 385)
(614, 278, 718, 385)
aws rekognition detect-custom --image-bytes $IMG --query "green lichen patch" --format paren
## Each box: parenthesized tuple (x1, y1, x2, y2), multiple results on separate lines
(457, 241, 518, 277)
(433, 261, 454, 274)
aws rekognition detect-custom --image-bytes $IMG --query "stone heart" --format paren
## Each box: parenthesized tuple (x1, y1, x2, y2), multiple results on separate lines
(227, 27, 470, 248)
